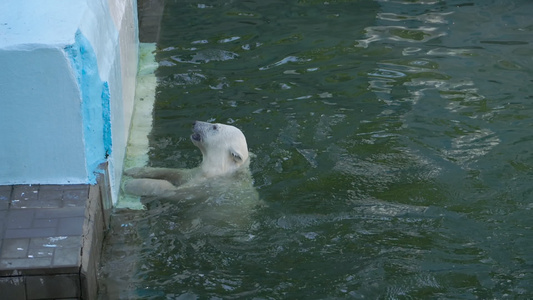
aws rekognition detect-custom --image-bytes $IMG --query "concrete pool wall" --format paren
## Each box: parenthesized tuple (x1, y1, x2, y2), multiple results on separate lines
(0, 0, 139, 204)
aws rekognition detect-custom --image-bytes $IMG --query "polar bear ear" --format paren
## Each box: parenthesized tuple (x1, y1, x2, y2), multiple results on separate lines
(229, 149, 244, 163)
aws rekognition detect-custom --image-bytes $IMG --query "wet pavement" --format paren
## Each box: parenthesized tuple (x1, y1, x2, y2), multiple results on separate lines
(0, 183, 110, 299)
(0, 185, 87, 275)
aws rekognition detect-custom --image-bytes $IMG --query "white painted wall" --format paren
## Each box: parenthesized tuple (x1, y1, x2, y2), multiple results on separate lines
(0, 0, 139, 203)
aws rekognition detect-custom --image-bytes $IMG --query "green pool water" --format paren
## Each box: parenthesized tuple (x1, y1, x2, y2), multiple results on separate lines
(99, 0, 533, 298)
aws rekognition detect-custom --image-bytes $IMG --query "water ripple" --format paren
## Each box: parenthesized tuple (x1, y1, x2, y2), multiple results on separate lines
(378, 12, 453, 24)
(159, 72, 207, 88)
(356, 26, 446, 47)
(368, 68, 407, 78)
(259, 56, 311, 71)
(171, 49, 239, 64)
(444, 129, 500, 167)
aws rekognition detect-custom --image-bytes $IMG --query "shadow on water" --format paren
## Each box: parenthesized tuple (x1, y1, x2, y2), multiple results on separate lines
(100, 0, 533, 298)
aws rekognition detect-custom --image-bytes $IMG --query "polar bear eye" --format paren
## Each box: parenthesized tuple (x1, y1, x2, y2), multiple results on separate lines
(212, 125, 219, 130)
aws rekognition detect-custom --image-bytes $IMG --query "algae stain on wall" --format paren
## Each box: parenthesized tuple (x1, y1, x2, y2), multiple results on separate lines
(117, 42, 157, 209)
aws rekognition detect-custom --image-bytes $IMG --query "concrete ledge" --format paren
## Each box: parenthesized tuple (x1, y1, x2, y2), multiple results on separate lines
(0, 167, 112, 299)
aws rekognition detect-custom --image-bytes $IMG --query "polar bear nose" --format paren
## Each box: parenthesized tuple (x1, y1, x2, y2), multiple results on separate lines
(193, 120, 209, 127)
(192, 121, 203, 130)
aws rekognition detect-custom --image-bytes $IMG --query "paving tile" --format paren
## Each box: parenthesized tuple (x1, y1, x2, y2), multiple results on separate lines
(64, 189, 90, 208)
(57, 217, 85, 236)
(0, 257, 52, 270)
(0, 185, 12, 195)
(0, 210, 7, 235)
(10, 185, 65, 208)
(30, 237, 70, 255)
(64, 185, 90, 199)
(61, 184, 90, 191)
(37, 185, 64, 192)
(53, 247, 80, 267)
(6, 209, 35, 229)
(34, 206, 85, 219)
(1, 238, 30, 259)
(4, 227, 57, 239)
(32, 217, 59, 228)
(37, 186, 64, 202)
(29, 237, 59, 249)
(36, 191, 63, 202)
(30, 236, 78, 248)
(0, 184, 95, 295)
(0, 186, 11, 210)
(12, 185, 39, 201)
(64, 199, 87, 208)
(0, 276, 26, 299)
(27, 246, 54, 259)
(0, 200, 9, 210)
(26, 274, 80, 299)
(51, 236, 82, 248)
(12, 198, 62, 209)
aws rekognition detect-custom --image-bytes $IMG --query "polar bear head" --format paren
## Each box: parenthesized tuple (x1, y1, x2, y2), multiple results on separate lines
(190, 121, 249, 177)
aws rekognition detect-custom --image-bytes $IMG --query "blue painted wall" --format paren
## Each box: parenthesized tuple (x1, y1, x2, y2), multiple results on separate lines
(65, 30, 112, 184)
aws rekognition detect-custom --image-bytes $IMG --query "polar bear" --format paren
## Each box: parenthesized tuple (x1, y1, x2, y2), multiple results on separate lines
(123, 121, 261, 226)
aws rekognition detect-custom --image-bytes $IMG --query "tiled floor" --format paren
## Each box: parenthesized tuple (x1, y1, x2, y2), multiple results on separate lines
(0, 183, 110, 299)
(0, 185, 88, 275)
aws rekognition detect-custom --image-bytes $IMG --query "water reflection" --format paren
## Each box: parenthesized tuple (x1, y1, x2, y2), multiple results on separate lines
(171, 49, 239, 64)
(356, 25, 447, 47)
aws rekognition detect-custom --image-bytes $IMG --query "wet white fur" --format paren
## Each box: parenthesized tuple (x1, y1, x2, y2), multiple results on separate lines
(192, 120, 249, 178)
(123, 121, 253, 200)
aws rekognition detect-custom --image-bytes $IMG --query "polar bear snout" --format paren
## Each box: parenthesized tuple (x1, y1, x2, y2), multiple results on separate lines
(191, 121, 223, 144)
(192, 120, 215, 132)
(191, 121, 207, 143)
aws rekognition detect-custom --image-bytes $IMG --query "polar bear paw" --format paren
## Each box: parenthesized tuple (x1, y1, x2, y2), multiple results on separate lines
(123, 178, 177, 197)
